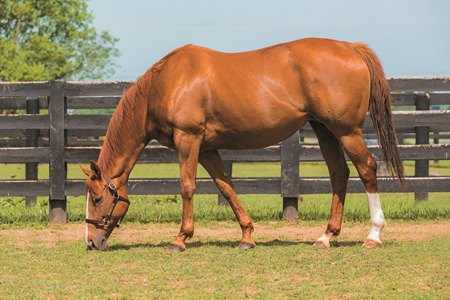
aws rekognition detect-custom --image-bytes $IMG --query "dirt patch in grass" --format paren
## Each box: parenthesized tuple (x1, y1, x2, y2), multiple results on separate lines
(1, 221, 449, 247)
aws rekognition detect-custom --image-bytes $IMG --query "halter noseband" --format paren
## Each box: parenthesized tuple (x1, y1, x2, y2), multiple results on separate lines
(85, 173, 130, 230)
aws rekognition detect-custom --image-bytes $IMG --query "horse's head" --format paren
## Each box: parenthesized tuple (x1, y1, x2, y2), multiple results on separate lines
(81, 161, 130, 251)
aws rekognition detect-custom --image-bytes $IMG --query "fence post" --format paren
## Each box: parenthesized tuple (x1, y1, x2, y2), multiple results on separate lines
(25, 97, 40, 206)
(415, 93, 430, 201)
(218, 160, 232, 205)
(49, 80, 67, 223)
(433, 131, 439, 163)
(280, 131, 300, 221)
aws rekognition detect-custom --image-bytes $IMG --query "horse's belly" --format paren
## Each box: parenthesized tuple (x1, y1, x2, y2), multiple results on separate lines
(202, 112, 309, 150)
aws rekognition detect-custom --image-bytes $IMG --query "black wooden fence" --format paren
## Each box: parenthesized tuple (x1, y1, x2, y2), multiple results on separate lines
(1, 79, 449, 223)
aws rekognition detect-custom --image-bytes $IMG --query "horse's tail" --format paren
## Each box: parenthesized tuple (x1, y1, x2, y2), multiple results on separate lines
(352, 43, 405, 186)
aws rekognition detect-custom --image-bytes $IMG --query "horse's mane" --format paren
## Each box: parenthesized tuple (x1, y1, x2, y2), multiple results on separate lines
(98, 45, 189, 174)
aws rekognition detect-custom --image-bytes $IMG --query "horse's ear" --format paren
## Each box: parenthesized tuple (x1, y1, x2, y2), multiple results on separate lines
(80, 164, 91, 177)
(90, 160, 102, 180)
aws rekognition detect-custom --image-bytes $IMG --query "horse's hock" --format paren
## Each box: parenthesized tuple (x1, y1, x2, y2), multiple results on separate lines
(0, 78, 450, 223)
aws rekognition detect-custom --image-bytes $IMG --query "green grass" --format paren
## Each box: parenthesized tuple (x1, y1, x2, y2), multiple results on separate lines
(0, 223, 448, 299)
(1, 192, 449, 225)
(1, 161, 449, 298)
(1, 161, 449, 224)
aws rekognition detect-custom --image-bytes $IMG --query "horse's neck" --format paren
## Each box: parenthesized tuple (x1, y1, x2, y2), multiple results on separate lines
(97, 87, 149, 184)
(97, 140, 144, 185)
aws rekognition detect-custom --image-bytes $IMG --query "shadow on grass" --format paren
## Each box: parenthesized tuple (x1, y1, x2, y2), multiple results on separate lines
(108, 239, 361, 251)
(330, 241, 361, 247)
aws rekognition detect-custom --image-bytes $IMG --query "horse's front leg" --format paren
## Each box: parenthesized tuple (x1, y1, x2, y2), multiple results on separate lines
(168, 131, 203, 252)
(199, 150, 255, 249)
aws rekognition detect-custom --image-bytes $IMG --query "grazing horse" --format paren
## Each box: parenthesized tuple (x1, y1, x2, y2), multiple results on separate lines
(81, 37, 404, 251)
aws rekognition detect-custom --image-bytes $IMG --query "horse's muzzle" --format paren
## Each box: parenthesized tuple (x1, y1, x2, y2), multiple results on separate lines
(87, 235, 108, 251)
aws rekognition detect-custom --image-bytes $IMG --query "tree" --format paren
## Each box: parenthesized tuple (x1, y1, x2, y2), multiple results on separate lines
(0, 0, 119, 81)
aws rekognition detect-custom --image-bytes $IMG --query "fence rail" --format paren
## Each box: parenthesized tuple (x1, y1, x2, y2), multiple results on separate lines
(1, 78, 450, 223)
(1, 144, 449, 163)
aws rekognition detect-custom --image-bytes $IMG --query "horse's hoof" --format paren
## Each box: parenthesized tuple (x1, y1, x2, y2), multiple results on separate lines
(363, 239, 381, 249)
(168, 243, 185, 253)
(237, 242, 255, 250)
(313, 240, 330, 248)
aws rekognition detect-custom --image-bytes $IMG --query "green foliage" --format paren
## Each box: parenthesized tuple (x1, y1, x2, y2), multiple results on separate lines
(0, 0, 119, 81)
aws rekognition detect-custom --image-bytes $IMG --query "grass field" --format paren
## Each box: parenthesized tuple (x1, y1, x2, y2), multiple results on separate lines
(0, 222, 449, 299)
(0, 161, 449, 299)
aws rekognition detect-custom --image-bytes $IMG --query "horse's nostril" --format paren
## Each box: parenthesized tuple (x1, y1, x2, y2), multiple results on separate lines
(87, 237, 108, 251)
(87, 240, 95, 250)
(98, 237, 108, 251)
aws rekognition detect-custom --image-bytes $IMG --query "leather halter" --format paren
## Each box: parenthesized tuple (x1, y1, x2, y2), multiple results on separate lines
(85, 173, 130, 230)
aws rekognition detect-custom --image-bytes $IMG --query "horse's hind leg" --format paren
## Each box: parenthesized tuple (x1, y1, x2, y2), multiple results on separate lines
(338, 128, 386, 248)
(310, 121, 350, 248)
(199, 150, 255, 249)
(169, 130, 203, 252)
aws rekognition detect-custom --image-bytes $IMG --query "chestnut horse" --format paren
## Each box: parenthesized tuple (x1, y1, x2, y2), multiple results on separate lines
(81, 38, 404, 251)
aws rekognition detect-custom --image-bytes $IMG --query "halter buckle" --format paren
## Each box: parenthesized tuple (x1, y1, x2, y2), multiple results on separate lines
(101, 217, 110, 227)
(108, 182, 117, 190)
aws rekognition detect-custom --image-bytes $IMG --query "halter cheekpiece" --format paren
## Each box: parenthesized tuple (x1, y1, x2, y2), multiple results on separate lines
(85, 172, 130, 230)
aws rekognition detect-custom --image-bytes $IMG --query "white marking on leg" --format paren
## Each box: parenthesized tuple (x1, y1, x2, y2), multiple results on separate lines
(366, 192, 386, 244)
(316, 232, 333, 247)
(85, 191, 90, 245)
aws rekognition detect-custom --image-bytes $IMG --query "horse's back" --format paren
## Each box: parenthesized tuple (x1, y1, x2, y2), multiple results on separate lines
(193, 37, 371, 119)
(151, 38, 371, 150)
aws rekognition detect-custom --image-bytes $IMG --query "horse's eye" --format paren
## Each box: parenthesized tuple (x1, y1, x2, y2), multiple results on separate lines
(93, 196, 103, 205)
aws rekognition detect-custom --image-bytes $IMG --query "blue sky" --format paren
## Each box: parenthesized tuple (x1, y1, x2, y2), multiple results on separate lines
(88, 0, 450, 80)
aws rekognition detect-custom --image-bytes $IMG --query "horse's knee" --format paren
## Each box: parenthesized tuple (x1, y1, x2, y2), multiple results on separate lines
(181, 183, 196, 199)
